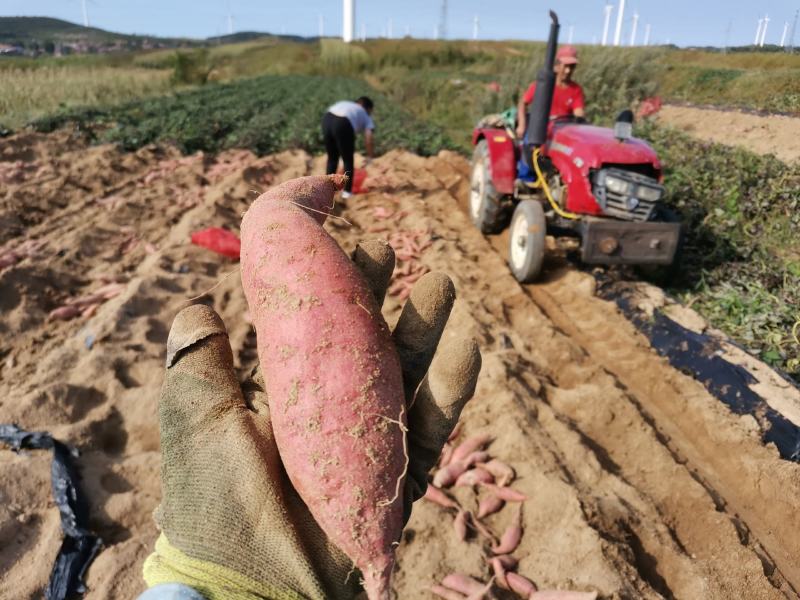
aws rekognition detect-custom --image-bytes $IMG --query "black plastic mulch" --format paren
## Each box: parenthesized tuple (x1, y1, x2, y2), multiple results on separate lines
(0, 424, 102, 599)
(596, 281, 800, 462)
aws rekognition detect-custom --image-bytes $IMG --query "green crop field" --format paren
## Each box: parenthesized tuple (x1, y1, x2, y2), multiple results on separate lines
(30, 74, 455, 157)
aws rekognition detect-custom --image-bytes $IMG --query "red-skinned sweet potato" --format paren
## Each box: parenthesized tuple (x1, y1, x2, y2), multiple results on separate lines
(240, 175, 405, 600)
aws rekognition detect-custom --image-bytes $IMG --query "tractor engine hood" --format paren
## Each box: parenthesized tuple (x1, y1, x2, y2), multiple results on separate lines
(544, 123, 663, 217)
(547, 124, 661, 170)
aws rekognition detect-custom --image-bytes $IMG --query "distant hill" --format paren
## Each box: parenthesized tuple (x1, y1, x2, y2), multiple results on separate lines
(206, 31, 314, 45)
(0, 17, 312, 55)
(0, 16, 199, 53)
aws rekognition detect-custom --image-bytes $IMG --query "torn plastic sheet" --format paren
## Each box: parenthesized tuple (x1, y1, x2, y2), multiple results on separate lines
(0, 424, 102, 599)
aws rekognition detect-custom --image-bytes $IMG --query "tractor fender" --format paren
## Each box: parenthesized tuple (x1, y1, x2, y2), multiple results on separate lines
(473, 128, 516, 195)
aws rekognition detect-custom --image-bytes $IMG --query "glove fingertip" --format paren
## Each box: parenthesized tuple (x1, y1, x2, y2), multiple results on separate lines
(352, 240, 395, 306)
(166, 303, 228, 368)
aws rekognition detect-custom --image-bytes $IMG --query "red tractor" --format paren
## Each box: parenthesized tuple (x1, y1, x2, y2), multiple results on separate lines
(470, 11, 682, 282)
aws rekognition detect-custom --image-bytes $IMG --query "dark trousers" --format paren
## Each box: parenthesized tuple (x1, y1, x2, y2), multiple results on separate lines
(322, 112, 355, 193)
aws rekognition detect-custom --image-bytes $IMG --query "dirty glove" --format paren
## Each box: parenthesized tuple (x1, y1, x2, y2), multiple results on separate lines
(142, 239, 482, 600)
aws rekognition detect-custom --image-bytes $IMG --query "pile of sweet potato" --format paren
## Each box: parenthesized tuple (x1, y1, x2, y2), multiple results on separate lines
(425, 429, 597, 600)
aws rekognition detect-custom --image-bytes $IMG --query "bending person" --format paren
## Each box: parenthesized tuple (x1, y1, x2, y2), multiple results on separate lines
(322, 96, 375, 198)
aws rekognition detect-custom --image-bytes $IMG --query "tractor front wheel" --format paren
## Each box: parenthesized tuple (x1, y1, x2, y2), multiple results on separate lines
(508, 200, 546, 283)
(470, 139, 508, 233)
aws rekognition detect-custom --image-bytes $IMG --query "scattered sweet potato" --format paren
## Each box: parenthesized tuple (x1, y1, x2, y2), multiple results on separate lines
(476, 459, 515, 486)
(433, 462, 468, 488)
(455, 468, 495, 488)
(507, 572, 537, 597)
(451, 434, 492, 464)
(441, 574, 486, 596)
(481, 483, 528, 502)
(477, 493, 505, 519)
(424, 485, 460, 510)
(430, 585, 467, 600)
(492, 505, 522, 555)
(453, 510, 470, 541)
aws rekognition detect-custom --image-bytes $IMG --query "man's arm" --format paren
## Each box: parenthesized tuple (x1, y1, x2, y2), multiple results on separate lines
(516, 96, 528, 139)
(573, 85, 586, 119)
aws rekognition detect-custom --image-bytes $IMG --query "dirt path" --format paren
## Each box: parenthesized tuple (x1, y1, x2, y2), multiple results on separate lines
(1, 133, 798, 599)
(657, 104, 800, 164)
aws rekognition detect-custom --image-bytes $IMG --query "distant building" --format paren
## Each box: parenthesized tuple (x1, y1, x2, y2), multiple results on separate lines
(0, 43, 24, 56)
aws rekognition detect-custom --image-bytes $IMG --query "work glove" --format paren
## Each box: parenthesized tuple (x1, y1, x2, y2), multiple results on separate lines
(143, 239, 482, 600)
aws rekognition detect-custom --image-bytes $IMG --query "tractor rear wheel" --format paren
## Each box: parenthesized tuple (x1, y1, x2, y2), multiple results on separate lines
(470, 139, 509, 234)
(508, 200, 546, 283)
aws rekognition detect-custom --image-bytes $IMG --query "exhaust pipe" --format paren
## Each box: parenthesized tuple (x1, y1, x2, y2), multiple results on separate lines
(525, 10, 560, 147)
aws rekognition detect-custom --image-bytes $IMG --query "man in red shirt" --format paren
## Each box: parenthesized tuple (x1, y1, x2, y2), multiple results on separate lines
(515, 45, 586, 139)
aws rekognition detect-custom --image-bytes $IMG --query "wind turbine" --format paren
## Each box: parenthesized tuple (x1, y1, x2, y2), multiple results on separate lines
(601, 3, 613, 46)
(629, 11, 639, 46)
(568, 24, 574, 44)
(644, 23, 651, 46)
(760, 14, 770, 46)
(343, 0, 355, 43)
(473, 15, 479, 41)
(224, 0, 234, 35)
(781, 21, 789, 46)
(81, 0, 89, 27)
(789, 10, 799, 52)
(755, 17, 764, 45)
(613, 0, 625, 46)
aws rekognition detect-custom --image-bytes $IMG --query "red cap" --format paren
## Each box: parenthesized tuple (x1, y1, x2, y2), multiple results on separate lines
(556, 45, 579, 65)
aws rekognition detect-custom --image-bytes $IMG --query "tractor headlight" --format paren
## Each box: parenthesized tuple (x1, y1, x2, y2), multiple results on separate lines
(604, 174, 633, 195)
(636, 184, 663, 202)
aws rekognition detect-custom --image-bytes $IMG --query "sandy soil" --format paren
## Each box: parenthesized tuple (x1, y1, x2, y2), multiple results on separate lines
(1, 131, 799, 599)
(657, 104, 800, 164)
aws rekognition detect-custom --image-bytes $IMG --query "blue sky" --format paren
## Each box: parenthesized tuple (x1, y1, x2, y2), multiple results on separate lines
(6, 1, 800, 48)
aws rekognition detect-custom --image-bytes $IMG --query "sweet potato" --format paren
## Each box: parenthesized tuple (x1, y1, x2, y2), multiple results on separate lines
(492, 505, 522, 555)
(439, 442, 454, 467)
(431, 585, 467, 600)
(480, 482, 528, 502)
(240, 175, 405, 600)
(433, 461, 468, 488)
(455, 468, 495, 488)
(477, 493, 505, 518)
(507, 572, 537, 597)
(489, 557, 510, 590)
(476, 459, 515, 486)
(424, 485, 460, 510)
(441, 574, 487, 596)
(451, 433, 492, 463)
(453, 509, 470, 541)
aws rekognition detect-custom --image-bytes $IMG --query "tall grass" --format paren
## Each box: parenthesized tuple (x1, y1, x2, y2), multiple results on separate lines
(0, 66, 171, 128)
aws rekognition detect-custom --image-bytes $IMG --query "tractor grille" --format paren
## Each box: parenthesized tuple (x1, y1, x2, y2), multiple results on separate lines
(603, 192, 656, 222)
(592, 167, 663, 223)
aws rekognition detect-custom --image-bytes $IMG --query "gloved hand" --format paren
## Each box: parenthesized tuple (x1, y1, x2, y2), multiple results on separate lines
(143, 239, 482, 600)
